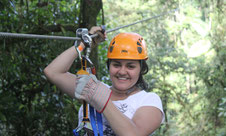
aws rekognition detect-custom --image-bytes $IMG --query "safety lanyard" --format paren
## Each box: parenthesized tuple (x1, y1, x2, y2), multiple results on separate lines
(73, 58, 104, 135)
(73, 28, 104, 136)
(90, 105, 103, 136)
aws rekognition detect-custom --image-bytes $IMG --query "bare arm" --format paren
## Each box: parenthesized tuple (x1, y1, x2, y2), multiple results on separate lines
(44, 45, 84, 97)
(44, 26, 104, 97)
(103, 101, 163, 136)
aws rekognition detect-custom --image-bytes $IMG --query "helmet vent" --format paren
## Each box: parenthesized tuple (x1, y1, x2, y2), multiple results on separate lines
(137, 47, 142, 53)
(112, 40, 115, 45)
(121, 50, 128, 53)
(109, 46, 114, 53)
(137, 41, 141, 46)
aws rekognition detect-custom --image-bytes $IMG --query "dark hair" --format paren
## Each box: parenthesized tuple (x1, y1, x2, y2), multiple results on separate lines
(137, 60, 149, 90)
(106, 59, 149, 90)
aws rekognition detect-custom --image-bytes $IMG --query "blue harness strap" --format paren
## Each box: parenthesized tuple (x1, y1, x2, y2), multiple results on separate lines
(96, 111, 103, 136)
(90, 106, 98, 136)
(90, 105, 104, 136)
(73, 129, 79, 136)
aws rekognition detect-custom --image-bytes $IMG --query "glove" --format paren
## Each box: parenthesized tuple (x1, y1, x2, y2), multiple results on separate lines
(75, 74, 112, 113)
(89, 26, 106, 47)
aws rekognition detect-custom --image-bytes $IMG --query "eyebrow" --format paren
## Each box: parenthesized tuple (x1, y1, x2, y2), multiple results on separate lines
(111, 60, 137, 65)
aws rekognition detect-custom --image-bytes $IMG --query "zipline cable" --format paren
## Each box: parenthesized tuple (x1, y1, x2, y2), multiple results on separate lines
(105, 8, 178, 33)
(0, 32, 81, 41)
(0, 8, 178, 40)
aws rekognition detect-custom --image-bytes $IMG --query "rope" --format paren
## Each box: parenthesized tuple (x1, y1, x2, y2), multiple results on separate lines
(0, 8, 178, 40)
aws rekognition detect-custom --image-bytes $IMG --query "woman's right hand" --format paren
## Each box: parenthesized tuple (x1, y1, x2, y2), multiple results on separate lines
(75, 74, 112, 113)
(89, 26, 107, 47)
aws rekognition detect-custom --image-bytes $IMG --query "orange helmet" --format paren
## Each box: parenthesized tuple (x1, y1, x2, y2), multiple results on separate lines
(107, 33, 148, 60)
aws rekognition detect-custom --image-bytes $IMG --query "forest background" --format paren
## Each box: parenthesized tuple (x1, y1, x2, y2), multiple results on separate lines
(0, 0, 225, 135)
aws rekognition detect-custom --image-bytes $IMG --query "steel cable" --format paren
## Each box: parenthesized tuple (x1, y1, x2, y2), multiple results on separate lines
(0, 8, 178, 40)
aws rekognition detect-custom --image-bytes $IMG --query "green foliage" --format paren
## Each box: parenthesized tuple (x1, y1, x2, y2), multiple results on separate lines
(0, 0, 81, 135)
(104, 0, 225, 135)
(0, 38, 79, 135)
(0, 0, 225, 135)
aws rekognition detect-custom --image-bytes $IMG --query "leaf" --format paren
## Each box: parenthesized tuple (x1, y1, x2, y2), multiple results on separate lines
(190, 20, 209, 37)
(0, 112, 6, 121)
(19, 104, 25, 110)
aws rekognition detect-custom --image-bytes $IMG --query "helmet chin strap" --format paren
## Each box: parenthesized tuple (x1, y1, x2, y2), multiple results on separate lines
(126, 86, 138, 95)
(111, 85, 138, 95)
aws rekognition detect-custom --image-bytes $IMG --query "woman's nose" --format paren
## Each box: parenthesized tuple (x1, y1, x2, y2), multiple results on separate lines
(118, 66, 127, 75)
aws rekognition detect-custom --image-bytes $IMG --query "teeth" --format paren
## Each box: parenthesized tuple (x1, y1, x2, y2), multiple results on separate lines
(118, 77, 127, 80)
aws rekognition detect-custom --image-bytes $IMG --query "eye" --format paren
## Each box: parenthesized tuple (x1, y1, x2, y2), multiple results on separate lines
(112, 63, 121, 68)
(127, 64, 136, 69)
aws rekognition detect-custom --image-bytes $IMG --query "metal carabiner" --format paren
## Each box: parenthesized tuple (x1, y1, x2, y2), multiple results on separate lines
(74, 28, 91, 60)
(81, 33, 92, 47)
(81, 33, 92, 59)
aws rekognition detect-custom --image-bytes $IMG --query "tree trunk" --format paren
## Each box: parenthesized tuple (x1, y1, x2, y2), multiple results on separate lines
(80, 0, 103, 78)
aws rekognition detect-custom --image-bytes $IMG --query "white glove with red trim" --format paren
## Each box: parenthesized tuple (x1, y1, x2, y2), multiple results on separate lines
(75, 74, 112, 113)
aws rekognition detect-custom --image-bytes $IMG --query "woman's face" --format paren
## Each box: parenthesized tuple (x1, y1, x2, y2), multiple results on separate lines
(109, 59, 141, 92)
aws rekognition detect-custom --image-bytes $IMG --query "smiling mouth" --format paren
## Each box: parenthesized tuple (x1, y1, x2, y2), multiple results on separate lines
(116, 77, 130, 80)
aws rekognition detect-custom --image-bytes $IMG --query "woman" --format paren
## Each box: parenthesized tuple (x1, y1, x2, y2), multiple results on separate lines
(44, 26, 164, 136)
